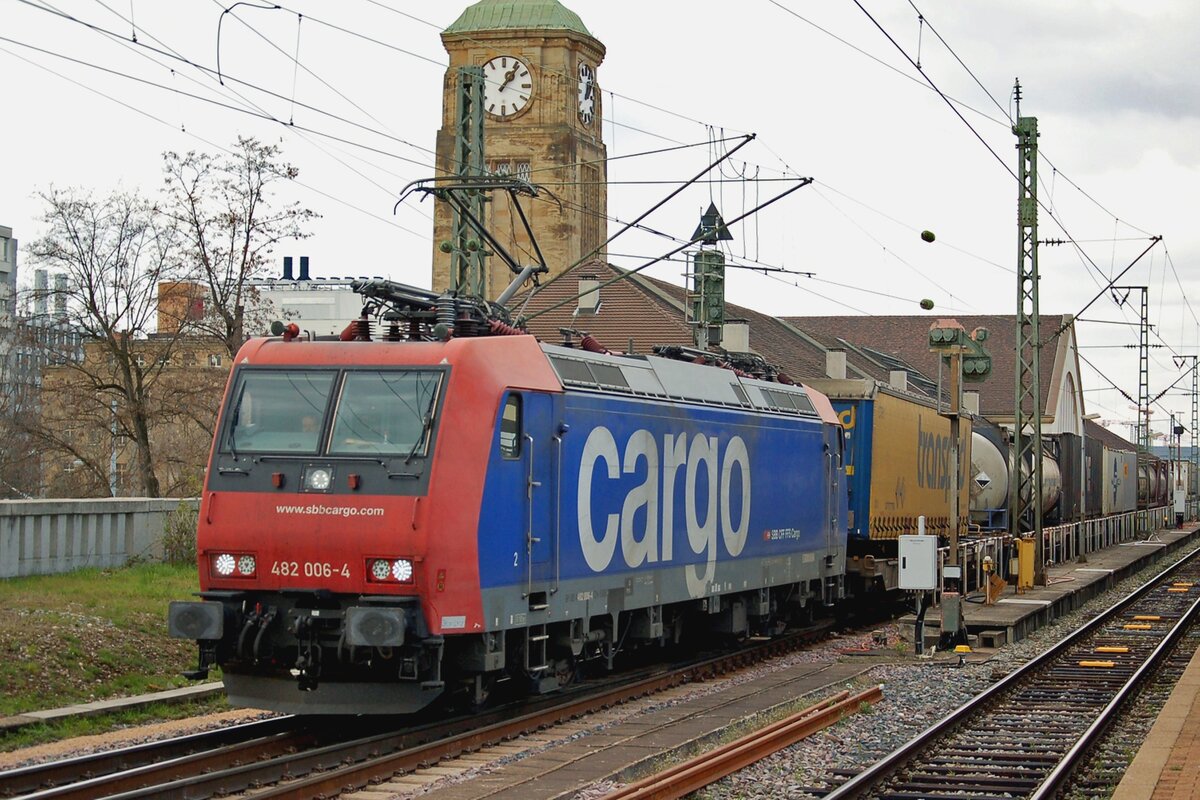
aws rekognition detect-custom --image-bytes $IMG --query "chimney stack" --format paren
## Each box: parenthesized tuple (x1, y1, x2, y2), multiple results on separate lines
(577, 274, 599, 313)
(283, 256, 294, 280)
(825, 349, 847, 380)
(722, 319, 750, 352)
(34, 269, 48, 316)
(53, 274, 67, 319)
(299, 256, 310, 281)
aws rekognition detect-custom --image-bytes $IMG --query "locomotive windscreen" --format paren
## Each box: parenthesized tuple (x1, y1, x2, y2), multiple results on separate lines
(222, 368, 443, 457)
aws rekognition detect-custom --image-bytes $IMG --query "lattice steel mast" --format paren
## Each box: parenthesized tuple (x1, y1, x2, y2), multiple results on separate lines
(1172, 354, 1199, 515)
(1134, 287, 1151, 452)
(448, 66, 488, 297)
(1010, 80, 1046, 585)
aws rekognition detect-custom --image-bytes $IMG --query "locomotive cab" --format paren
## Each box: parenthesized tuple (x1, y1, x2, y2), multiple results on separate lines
(169, 350, 456, 712)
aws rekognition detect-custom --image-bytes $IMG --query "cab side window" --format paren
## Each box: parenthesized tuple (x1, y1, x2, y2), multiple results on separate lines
(499, 394, 522, 459)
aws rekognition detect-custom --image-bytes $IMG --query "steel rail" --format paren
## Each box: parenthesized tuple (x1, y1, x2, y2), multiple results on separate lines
(604, 686, 884, 800)
(0, 717, 297, 797)
(824, 546, 1200, 799)
(1031, 590, 1200, 799)
(216, 661, 746, 799)
(4, 626, 831, 800)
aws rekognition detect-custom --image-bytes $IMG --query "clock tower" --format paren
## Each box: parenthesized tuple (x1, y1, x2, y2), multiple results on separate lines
(433, 0, 607, 298)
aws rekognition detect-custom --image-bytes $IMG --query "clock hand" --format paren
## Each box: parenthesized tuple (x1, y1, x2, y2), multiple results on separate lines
(499, 66, 518, 92)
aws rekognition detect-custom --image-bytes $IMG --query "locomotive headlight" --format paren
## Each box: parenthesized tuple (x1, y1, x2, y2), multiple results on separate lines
(392, 559, 414, 582)
(370, 559, 392, 581)
(214, 553, 236, 576)
(304, 467, 332, 491)
(211, 552, 256, 579)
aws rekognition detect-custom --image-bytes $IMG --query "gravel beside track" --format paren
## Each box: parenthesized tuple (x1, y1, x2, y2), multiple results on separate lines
(693, 541, 1200, 800)
(5, 544, 1196, 799)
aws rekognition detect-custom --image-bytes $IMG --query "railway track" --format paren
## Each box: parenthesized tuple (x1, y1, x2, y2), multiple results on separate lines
(0, 626, 829, 799)
(823, 547, 1200, 800)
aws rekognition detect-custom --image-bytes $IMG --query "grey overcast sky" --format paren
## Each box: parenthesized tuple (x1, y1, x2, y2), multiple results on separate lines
(3, 0, 1198, 442)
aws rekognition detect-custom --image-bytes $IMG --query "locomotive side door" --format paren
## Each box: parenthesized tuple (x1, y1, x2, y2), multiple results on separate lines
(522, 392, 558, 605)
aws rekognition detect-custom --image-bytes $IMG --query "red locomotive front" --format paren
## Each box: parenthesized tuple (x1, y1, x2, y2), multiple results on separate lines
(169, 334, 560, 714)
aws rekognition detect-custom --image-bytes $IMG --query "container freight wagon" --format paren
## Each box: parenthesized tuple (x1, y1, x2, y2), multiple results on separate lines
(809, 380, 971, 594)
(1084, 435, 1105, 519)
(1137, 453, 1169, 508)
(1048, 433, 1083, 524)
(1102, 446, 1138, 515)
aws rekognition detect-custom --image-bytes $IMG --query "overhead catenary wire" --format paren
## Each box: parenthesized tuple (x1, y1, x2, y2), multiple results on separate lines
(769, 0, 1179, 340)
(28, 0, 1003, 321)
(523, 177, 813, 322)
(12, 0, 1191, 348)
(85, 0, 426, 210)
(0, 41, 428, 243)
(840, 0, 1194, 389)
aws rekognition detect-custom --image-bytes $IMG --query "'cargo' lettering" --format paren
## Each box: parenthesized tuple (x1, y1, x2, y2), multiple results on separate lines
(578, 426, 752, 596)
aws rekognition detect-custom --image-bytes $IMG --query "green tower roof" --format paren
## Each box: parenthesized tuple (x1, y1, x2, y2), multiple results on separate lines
(444, 0, 591, 37)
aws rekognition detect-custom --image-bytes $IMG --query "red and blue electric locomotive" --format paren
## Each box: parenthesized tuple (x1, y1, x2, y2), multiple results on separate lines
(169, 280, 848, 714)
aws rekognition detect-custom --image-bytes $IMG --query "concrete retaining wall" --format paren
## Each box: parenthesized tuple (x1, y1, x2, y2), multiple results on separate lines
(0, 498, 191, 578)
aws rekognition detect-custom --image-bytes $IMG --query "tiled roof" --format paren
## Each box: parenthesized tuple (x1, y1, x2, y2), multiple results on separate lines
(1084, 418, 1137, 451)
(513, 262, 922, 392)
(511, 263, 1075, 418)
(514, 262, 693, 353)
(783, 314, 1071, 418)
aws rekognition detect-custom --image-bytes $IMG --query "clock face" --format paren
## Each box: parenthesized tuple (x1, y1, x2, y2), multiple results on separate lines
(577, 61, 596, 125)
(482, 56, 533, 119)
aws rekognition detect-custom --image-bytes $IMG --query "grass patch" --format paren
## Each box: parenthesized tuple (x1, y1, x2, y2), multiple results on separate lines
(0, 563, 208, 717)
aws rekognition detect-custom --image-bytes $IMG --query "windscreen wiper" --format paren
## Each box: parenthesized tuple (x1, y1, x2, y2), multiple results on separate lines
(403, 383, 441, 465)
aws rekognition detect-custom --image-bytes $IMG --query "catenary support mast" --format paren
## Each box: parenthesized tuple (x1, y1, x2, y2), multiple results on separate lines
(1010, 80, 1046, 586)
(449, 66, 488, 297)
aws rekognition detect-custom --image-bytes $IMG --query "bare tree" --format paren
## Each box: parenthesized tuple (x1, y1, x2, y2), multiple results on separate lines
(26, 187, 192, 497)
(163, 137, 318, 356)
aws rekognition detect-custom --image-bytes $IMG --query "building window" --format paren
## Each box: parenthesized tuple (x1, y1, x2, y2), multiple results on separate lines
(209, 353, 223, 368)
(581, 164, 601, 260)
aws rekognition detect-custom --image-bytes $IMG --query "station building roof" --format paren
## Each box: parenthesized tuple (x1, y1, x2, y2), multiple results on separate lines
(514, 261, 1080, 423)
(1083, 418, 1137, 452)
(784, 314, 1075, 420)
(514, 261, 931, 396)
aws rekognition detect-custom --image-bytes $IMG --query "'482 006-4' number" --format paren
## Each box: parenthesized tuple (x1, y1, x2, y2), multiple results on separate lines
(271, 561, 350, 579)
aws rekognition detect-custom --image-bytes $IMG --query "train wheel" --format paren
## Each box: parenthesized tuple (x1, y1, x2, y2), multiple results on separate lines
(468, 674, 497, 712)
